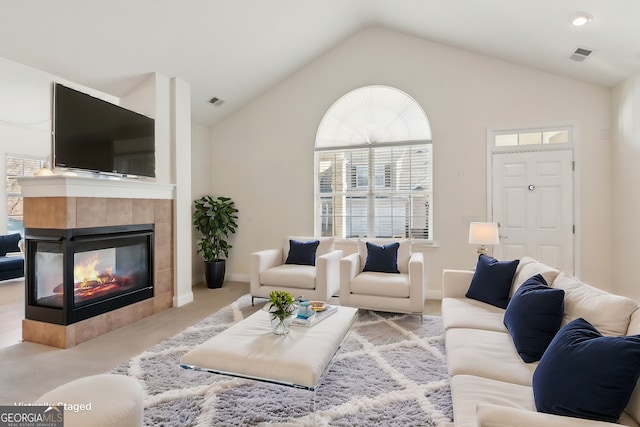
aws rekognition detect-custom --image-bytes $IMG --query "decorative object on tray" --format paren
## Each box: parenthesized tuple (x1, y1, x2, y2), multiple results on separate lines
(310, 301, 327, 311)
(265, 290, 298, 335)
(296, 299, 314, 319)
(292, 304, 338, 327)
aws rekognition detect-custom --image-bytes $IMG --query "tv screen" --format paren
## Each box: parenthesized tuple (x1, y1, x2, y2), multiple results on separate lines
(53, 83, 155, 178)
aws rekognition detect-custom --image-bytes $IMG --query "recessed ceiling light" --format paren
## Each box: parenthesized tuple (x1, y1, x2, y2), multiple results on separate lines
(572, 12, 593, 26)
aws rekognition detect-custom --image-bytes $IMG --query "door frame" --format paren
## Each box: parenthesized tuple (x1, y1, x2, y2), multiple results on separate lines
(486, 122, 581, 276)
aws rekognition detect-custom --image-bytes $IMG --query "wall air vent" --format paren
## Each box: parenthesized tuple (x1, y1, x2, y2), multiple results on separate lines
(570, 47, 594, 62)
(209, 97, 225, 106)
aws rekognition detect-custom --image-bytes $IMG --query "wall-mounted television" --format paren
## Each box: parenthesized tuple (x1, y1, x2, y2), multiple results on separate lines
(53, 83, 155, 178)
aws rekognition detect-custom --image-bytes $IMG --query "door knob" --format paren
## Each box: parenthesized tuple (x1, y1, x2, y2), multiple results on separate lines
(528, 185, 535, 191)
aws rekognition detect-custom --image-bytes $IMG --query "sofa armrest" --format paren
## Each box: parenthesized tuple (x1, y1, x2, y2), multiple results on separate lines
(408, 252, 425, 312)
(477, 404, 620, 427)
(339, 253, 360, 301)
(250, 249, 284, 293)
(316, 249, 343, 299)
(442, 269, 474, 298)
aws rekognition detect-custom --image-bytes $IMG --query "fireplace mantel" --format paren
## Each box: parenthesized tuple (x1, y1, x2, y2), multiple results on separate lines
(19, 175, 175, 199)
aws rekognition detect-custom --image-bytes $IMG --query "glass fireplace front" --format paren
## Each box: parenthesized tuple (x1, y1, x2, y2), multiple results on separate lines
(26, 224, 154, 325)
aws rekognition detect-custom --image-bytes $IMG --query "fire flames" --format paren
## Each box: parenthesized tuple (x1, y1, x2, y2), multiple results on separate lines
(74, 255, 113, 287)
(70, 254, 131, 302)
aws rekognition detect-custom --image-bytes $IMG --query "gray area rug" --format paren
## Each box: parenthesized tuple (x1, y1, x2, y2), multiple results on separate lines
(112, 295, 453, 426)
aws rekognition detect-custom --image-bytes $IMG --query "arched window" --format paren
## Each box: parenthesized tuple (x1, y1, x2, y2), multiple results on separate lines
(315, 85, 432, 240)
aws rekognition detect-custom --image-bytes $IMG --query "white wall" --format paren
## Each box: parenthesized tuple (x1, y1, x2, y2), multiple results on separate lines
(208, 27, 612, 293)
(612, 72, 640, 300)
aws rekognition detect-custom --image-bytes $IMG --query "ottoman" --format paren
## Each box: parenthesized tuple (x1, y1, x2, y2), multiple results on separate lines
(35, 374, 143, 427)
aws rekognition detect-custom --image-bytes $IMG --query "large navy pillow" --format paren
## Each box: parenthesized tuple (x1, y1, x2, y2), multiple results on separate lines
(465, 254, 519, 309)
(533, 318, 640, 423)
(503, 274, 565, 363)
(363, 242, 400, 273)
(285, 239, 320, 266)
(0, 233, 21, 256)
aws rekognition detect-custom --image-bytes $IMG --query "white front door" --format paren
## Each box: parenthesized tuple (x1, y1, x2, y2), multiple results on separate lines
(492, 150, 574, 273)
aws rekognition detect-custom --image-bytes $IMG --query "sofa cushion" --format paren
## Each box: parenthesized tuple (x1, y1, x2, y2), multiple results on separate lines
(553, 272, 639, 336)
(358, 239, 410, 274)
(0, 233, 21, 257)
(476, 404, 637, 427)
(285, 239, 320, 266)
(533, 318, 640, 423)
(350, 271, 410, 298)
(511, 256, 560, 297)
(0, 255, 24, 269)
(283, 236, 333, 262)
(503, 274, 565, 363)
(362, 241, 400, 273)
(441, 297, 507, 332)
(465, 254, 519, 309)
(446, 328, 537, 386)
(450, 375, 535, 427)
(260, 264, 316, 290)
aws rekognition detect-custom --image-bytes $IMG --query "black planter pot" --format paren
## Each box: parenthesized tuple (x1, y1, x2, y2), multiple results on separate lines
(204, 259, 226, 289)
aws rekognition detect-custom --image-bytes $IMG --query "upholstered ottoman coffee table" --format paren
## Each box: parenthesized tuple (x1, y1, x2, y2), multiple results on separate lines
(180, 306, 357, 394)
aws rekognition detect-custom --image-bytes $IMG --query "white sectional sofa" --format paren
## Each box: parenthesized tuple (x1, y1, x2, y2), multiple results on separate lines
(442, 256, 640, 427)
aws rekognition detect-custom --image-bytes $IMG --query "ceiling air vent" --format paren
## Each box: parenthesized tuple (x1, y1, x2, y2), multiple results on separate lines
(570, 47, 593, 62)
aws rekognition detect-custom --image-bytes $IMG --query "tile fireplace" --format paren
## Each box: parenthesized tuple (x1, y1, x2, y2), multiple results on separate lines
(25, 224, 154, 325)
(19, 176, 175, 348)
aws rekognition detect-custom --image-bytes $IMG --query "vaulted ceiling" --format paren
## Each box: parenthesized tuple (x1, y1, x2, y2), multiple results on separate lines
(1, 0, 639, 127)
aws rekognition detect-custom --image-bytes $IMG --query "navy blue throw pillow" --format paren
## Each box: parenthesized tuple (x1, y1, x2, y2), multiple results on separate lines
(503, 274, 565, 363)
(465, 254, 519, 309)
(532, 318, 640, 423)
(0, 233, 21, 256)
(363, 242, 400, 273)
(285, 240, 320, 266)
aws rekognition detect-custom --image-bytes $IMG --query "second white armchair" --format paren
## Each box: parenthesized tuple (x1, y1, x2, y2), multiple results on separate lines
(340, 239, 426, 315)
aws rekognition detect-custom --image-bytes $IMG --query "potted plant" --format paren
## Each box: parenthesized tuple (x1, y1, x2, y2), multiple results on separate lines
(193, 195, 239, 289)
(265, 290, 298, 335)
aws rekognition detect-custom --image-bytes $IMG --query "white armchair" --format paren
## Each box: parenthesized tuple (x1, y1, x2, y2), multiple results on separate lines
(250, 236, 342, 305)
(340, 239, 426, 315)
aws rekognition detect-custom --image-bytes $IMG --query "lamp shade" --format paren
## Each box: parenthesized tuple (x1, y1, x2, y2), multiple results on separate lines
(468, 222, 500, 245)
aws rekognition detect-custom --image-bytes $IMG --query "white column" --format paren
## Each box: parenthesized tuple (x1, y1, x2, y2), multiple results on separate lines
(171, 77, 194, 306)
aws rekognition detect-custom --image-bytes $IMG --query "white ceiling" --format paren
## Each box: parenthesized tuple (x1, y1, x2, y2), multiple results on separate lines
(1, 0, 639, 127)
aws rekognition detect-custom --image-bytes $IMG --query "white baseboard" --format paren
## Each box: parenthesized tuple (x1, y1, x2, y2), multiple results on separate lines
(173, 291, 194, 307)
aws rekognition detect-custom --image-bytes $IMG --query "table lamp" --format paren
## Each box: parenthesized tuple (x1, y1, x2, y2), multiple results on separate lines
(468, 222, 500, 255)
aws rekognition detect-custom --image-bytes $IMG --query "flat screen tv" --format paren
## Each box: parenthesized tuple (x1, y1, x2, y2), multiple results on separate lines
(53, 83, 155, 178)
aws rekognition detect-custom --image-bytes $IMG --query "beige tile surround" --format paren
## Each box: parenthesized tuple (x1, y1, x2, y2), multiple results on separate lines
(21, 196, 174, 348)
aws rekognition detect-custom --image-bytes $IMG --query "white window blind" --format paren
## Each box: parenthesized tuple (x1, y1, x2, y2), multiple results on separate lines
(6, 155, 46, 225)
(315, 86, 433, 240)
